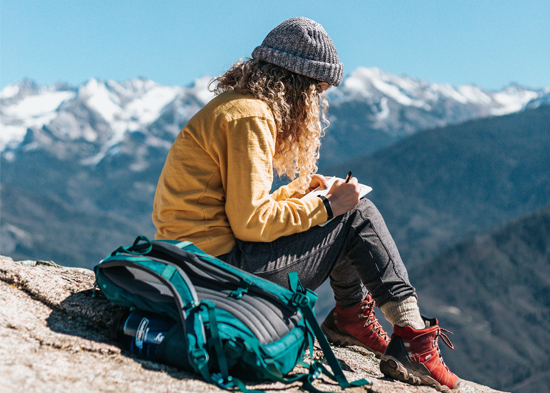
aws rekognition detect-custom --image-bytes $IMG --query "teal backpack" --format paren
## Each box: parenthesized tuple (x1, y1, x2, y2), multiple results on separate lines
(94, 236, 369, 392)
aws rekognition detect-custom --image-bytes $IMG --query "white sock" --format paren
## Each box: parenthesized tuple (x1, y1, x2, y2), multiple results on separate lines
(380, 296, 425, 329)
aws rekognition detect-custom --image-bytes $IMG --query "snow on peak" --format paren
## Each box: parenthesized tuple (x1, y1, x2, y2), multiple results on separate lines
(526, 87, 550, 110)
(0, 79, 42, 100)
(3, 90, 74, 119)
(0, 83, 76, 150)
(1, 83, 21, 99)
(490, 85, 540, 115)
(332, 67, 544, 118)
(73, 77, 183, 165)
(337, 67, 428, 108)
(76, 77, 181, 139)
(78, 79, 121, 123)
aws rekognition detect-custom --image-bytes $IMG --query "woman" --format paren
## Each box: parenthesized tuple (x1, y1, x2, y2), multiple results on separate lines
(152, 17, 459, 391)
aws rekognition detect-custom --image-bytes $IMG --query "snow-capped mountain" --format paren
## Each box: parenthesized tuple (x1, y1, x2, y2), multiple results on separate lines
(333, 67, 541, 116)
(323, 67, 548, 167)
(327, 67, 544, 138)
(2, 68, 548, 171)
(0, 76, 214, 164)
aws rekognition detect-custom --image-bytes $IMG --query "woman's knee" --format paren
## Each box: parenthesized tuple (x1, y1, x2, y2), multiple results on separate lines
(358, 198, 375, 209)
(355, 198, 383, 219)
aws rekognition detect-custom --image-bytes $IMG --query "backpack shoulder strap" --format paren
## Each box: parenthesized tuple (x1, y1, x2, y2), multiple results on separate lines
(288, 272, 370, 390)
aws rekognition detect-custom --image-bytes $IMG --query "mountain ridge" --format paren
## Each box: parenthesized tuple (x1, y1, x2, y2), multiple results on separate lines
(410, 202, 550, 392)
(327, 104, 550, 266)
(3, 68, 549, 171)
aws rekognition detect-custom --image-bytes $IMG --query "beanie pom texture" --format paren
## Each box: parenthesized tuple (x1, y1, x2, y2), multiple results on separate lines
(252, 17, 344, 86)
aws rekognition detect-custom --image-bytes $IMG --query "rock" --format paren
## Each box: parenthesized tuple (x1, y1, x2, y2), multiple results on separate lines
(0, 255, 506, 393)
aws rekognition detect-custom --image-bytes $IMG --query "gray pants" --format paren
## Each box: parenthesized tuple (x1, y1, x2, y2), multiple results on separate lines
(218, 198, 416, 308)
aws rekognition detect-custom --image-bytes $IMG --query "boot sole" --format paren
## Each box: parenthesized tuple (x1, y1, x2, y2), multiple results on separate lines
(380, 355, 455, 392)
(321, 321, 384, 358)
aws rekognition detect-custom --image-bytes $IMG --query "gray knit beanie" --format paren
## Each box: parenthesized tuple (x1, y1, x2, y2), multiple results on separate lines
(252, 17, 344, 86)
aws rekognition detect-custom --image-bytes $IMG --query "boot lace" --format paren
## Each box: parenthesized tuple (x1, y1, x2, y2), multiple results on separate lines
(360, 299, 390, 342)
(411, 326, 455, 372)
(426, 327, 454, 372)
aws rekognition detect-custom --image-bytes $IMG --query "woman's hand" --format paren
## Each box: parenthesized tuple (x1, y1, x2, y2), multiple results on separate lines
(307, 174, 329, 192)
(326, 177, 361, 217)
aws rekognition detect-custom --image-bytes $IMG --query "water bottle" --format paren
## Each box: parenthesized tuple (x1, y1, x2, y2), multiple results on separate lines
(112, 309, 177, 360)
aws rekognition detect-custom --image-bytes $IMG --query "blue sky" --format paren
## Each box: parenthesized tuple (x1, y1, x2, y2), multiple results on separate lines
(2, 0, 549, 91)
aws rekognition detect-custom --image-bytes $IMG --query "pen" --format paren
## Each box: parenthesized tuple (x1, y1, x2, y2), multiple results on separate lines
(345, 171, 352, 183)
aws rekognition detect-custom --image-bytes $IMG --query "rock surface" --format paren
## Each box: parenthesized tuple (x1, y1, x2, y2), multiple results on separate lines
(0, 256, 506, 393)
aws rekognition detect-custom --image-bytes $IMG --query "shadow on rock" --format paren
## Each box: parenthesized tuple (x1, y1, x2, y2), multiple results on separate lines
(47, 289, 203, 382)
(46, 288, 126, 346)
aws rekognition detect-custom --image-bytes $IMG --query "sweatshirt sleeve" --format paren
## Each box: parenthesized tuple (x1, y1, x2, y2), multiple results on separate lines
(270, 177, 305, 201)
(214, 116, 327, 243)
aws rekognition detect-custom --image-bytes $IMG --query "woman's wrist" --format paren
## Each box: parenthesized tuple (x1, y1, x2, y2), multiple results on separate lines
(317, 195, 334, 221)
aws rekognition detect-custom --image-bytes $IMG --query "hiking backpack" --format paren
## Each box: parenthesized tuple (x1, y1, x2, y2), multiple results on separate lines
(94, 236, 369, 392)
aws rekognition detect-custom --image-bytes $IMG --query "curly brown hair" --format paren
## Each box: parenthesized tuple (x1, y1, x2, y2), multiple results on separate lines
(210, 58, 329, 192)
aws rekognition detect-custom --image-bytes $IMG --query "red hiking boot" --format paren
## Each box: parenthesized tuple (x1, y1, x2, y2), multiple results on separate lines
(321, 294, 390, 357)
(380, 317, 460, 392)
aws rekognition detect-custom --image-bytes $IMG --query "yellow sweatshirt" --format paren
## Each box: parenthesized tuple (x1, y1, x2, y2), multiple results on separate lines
(152, 90, 328, 256)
